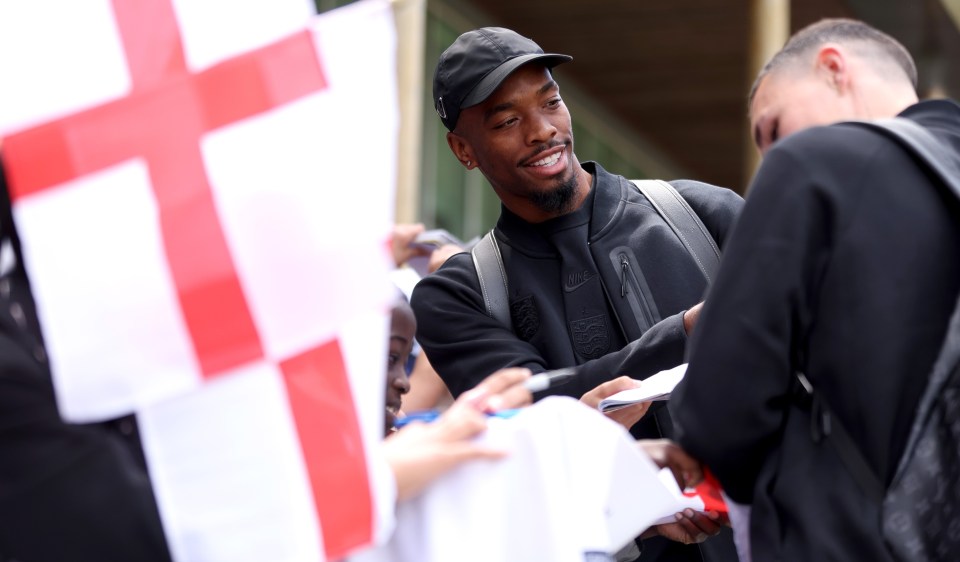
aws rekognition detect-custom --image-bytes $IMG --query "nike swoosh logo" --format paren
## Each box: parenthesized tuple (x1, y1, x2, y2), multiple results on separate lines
(564, 272, 595, 292)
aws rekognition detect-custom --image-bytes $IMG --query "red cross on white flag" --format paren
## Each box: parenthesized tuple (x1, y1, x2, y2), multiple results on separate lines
(1, 0, 398, 559)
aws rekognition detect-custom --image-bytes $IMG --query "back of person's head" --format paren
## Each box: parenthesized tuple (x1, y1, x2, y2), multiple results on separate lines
(748, 18, 921, 154)
(749, 18, 917, 107)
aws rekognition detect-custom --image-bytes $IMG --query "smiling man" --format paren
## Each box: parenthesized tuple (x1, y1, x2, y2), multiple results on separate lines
(411, 27, 742, 562)
(446, 62, 589, 224)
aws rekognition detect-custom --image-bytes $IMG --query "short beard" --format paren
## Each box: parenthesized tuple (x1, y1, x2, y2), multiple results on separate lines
(529, 172, 579, 215)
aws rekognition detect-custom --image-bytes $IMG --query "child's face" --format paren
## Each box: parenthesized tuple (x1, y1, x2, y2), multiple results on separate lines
(384, 302, 415, 435)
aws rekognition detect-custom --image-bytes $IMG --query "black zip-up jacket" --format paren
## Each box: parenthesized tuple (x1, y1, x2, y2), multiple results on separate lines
(412, 161, 744, 562)
(412, 162, 742, 430)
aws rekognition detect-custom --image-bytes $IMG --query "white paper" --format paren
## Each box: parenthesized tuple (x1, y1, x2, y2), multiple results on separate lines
(651, 467, 707, 525)
(355, 397, 689, 562)
(598, 364, 687, 413)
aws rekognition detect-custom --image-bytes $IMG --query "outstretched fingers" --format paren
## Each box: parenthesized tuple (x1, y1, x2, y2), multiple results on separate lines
(460, 367, 533, 412)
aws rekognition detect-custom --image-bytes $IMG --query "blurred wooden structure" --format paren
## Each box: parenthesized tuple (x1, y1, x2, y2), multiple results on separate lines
(451, 0, 960, 192)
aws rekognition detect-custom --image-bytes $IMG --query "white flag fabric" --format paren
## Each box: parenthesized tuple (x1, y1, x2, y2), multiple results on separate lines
(138, 309, 398, 561)
(1, 0, 400, 559)
(356, 397, 690, 562)
(1, 0, 395, 423)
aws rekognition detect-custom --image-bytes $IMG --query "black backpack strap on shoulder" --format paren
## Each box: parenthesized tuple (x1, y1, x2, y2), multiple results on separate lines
(846, 118, 960, 200)
(630, 179, 721, 283)
(470, 230, 511, 327)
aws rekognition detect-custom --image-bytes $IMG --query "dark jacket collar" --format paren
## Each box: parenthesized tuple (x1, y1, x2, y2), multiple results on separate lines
(898, 98, 960, 124)
(900, 98, 960, 144)
(495, 161, 629, 256)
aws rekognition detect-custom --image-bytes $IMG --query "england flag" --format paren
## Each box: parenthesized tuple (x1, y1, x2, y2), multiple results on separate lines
(0, 0, 400, 559)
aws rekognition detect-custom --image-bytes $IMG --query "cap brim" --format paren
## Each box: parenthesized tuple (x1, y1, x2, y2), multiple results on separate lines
(461, 53, 572, 108)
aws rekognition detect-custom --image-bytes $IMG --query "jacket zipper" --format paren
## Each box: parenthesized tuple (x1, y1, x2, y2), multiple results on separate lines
(620, 255, 629, 297)
(617, 252, 657, 330)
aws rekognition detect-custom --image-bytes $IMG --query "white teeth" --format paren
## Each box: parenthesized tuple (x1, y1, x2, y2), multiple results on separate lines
(530, 152, 561, 167)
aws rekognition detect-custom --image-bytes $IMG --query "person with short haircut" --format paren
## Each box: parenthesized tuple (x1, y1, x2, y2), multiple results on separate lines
(412, 27, 742, 561)
(670, 18, 960, 561)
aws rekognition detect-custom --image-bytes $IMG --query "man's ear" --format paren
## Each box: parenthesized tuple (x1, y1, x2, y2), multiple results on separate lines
(446, 132, 476, 170)
(814, 44, 849, 93)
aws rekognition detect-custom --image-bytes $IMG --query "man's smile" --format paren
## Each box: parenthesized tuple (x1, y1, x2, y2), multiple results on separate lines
(520, 143, 567, 177)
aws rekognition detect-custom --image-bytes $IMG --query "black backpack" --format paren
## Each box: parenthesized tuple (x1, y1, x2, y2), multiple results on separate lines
(796, 118, 960, 562)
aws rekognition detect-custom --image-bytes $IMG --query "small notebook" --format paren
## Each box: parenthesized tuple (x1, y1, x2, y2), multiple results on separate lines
(598, 364, 687, 413)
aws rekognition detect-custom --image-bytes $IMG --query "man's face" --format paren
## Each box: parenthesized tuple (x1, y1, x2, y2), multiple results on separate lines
(750, 68, 855, 156)
(450, 64, 580, 215)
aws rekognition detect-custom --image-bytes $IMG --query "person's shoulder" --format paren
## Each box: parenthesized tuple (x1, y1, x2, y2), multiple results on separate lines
(594, 162, 729, 195)
(666, 178, 729, 192)
(410, 252, 478, 302)
(667, 178, 742, 200)
(410, 251, 487, 331)
(415, 252, 475, 283)
(748, 124, 897, 214)
(771, 122, 892, 166)
(666, 179, 744, 215)
(606, 166, 741, 209)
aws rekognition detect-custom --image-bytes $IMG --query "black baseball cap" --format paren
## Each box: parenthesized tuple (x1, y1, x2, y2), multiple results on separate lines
(433, 27, 572, 131)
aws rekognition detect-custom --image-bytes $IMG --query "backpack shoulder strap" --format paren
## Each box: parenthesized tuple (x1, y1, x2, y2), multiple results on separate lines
(470, 230, 511, 327)
(846, 117, 960, 201)
(630, 179, 721, 283)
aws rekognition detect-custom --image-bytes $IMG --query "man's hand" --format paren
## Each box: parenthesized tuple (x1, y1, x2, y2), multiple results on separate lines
(384, 367, 532, 501)
(580, 376, 650, 430)
(649, 509, 724, 544)
(390, 223, 431, 267)
(636, 440, 728, 543)
(682, 301, 704, 335)
(459, 367, 533, 412)
(383, 399, 502, 502)
(637, 439, 704, 490)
